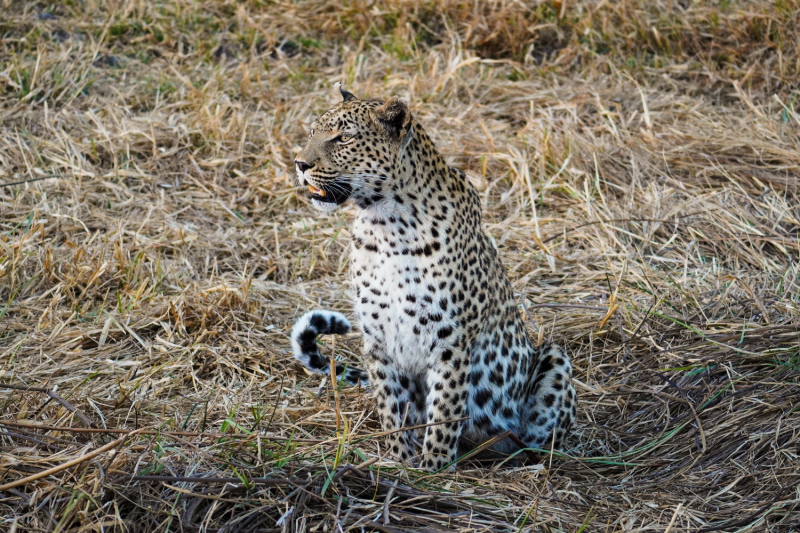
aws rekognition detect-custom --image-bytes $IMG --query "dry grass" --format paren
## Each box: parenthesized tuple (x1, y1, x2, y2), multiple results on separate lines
(2, 0, 800, 531)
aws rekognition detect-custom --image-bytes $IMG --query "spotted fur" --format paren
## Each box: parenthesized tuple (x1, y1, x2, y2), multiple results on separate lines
(291, 84, 576, 470)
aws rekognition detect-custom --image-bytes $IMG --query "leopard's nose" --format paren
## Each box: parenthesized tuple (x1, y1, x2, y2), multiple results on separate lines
(295, 160, 313, 173)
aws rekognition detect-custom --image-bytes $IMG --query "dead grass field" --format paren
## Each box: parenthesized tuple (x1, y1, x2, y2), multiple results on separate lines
(2, 1, 800, 531)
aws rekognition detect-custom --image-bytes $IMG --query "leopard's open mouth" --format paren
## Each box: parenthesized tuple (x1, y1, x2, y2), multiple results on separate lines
(303, 179, 352, 205)
(308, 184, 326, 197)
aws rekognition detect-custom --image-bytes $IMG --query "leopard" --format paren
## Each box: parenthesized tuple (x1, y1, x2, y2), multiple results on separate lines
(290, 83, 576, 470)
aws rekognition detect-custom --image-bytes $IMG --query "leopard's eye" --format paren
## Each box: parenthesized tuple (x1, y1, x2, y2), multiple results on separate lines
(310, 128, 315, 138)
(338, 134, 353, 143)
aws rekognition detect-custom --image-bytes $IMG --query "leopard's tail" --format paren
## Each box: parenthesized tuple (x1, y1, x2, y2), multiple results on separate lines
(291, 310, 369, 387)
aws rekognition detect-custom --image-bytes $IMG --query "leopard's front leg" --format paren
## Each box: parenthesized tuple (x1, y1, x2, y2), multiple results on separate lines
(368, 358, 419, 463)
(421, 346, 470, 471)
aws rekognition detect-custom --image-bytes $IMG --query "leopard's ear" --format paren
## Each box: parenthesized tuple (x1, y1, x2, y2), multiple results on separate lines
(372, 96, 411, 139)
(330, 82, 357, 105)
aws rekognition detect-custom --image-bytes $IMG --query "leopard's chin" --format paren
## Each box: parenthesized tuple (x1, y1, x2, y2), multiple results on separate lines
(311, 197, 342, 212)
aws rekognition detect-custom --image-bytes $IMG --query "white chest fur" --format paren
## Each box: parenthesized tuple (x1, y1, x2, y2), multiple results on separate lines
(350, 214, 455, 374)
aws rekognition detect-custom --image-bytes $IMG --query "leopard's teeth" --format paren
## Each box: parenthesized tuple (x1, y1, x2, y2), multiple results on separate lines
(308, 185, 325, 197)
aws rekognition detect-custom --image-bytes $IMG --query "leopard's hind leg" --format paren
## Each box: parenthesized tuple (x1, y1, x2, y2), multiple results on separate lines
(519, 344, 576, 450)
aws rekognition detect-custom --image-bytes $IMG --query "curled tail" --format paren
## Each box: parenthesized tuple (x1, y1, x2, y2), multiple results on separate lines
(291, 310, 369, 387)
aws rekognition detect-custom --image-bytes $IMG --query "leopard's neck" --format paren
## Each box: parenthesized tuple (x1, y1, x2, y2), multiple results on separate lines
(351, 123, 471, 246)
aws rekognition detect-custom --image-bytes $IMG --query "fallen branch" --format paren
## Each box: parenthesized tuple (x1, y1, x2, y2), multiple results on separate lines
(0, 429, 143, 492)
(1, 383, 96, 428)
(115, 474, 309, 488)
(0, 420, 321, 443)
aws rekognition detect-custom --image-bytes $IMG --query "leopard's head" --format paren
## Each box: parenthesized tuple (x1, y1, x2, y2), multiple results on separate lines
(295, 84, 414, 212)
